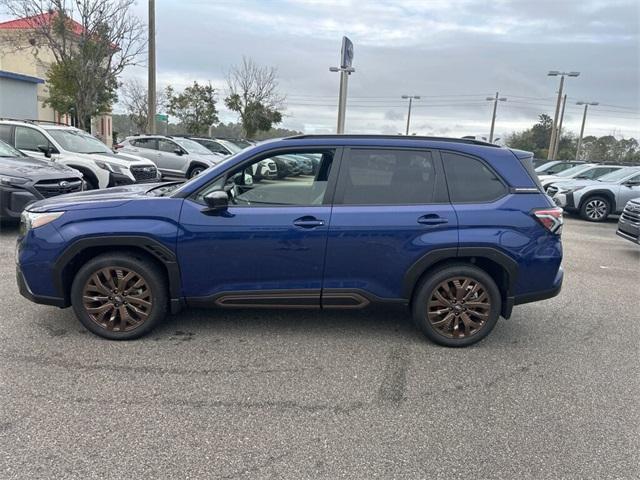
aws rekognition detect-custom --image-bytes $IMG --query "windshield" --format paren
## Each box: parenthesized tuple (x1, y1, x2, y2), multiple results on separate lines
(0, 139, 25, 157)
(47, 129, 112, 154)
(218, 140, 242, 154)
(555, 164, 593, 178)
(534, 161, 558, 172)
(597, 168, 639, 182)
(173, 137, 215, 155)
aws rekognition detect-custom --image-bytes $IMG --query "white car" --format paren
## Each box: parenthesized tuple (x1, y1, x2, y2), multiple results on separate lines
(0, 120, 160, 189)
(539, 164, 625, 192)
(118, 135, 226, 179)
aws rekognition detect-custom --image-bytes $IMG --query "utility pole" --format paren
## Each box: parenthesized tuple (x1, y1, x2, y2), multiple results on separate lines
(330, 36, 355, 134)
(575, 101, 599, 160)
(401, 95, 420, 135)
(552, 93, 567, 160)
(486, 92, 506, 143)
(547, 70, 580, 159)
(147, 0, 156, 134)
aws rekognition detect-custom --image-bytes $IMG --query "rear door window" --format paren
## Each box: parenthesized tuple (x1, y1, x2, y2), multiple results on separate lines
(442, 152, 507, 203)
(336, 148, 437, 205)
(133, 138, 157, 150)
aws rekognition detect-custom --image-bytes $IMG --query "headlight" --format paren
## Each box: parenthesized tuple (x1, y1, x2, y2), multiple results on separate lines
(20, 210, 64, 233)
(0, 175, 28, 186)
(94, 161, 124, 174)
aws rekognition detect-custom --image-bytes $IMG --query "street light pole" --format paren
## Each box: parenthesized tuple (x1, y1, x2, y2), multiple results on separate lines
(486, 92, 506, 143)
(575, 101, 599, 160)
(552, 93, 567, 160)
(330, 36, 355, 134)
(401, 95, 420, 135)
(147, 0, 156, 134)
(547, 70, 580, 159)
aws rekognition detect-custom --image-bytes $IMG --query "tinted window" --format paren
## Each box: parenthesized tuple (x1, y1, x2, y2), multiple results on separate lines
(198, 140, 229, 154)
(0, 125, 12, 144)
(580, 167, 616, 179)
(195, 150, 335, 206)
(133, 138, 157, 149)
(158, 139, 179, 153)
(442, 152, 507, 203)
(546, 162, 574, 174)
(15, 127, 50, 152)
(339, 149, 437, 205)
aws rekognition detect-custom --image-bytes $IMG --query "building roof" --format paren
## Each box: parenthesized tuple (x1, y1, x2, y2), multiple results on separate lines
(0, 12, 83, 35)
(0, 70, 44, 84)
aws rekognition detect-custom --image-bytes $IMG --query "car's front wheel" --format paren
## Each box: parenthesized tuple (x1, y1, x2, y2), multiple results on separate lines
(188, 166, 206, 179)
(580, 196, 610, 222)
(70, 253, 167, 340)
(412, 265, 501, 347)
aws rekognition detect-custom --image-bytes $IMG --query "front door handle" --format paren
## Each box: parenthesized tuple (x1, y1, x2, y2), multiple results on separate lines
(293, 216, 325, 228)
(417, 214, 448, 226)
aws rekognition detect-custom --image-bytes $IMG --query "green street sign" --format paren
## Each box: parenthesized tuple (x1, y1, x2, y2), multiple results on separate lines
(155, 114, 168, 122)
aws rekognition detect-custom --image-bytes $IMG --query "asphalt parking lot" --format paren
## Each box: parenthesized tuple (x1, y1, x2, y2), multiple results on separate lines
(0, 216, 638, 479)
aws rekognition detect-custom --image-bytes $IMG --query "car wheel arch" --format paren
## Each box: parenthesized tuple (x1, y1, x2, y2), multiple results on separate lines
(53, 236, 183, 313)
(579, 190, 616, 213)
(187, 162, 209, 178)
(66, 164, 100, 189)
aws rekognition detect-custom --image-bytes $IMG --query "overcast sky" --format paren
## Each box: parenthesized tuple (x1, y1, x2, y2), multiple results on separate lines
(121, 0, 640, 139)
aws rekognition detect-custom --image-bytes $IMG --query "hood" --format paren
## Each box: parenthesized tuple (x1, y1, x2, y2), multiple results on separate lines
(550, 178, 609, 190)
(0, 156, 82, 180)
(68, 150, 156, 166)
(189, 152, 226, 166)
(27, 182, 166, 213)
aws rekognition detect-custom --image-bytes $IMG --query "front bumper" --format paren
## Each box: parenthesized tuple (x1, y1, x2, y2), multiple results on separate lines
(107, 171, 136, 187)
(1, 185, 38, 219)
(553, 192, 576, 210)
(617, 219, 640, 245)
(16, 265, 67, 307)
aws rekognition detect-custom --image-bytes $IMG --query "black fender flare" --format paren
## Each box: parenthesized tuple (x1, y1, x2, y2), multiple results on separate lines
(401, 246, 519, 300)
(53, 235, 182, 312)
(578, 190, 616, 213)
(187, 162, 210, 178)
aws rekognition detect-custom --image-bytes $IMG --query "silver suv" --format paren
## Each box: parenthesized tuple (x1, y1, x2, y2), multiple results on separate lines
(550, 166, 640, 221)
(119, 135, 226, 179)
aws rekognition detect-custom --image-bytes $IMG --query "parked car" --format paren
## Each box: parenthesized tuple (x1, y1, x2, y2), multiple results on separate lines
(272, 155, 301, 178)
(187, 136, 277, 181)
(539, 164, 626, 191)
(0, 139, 83, 220)
(118, 135, 226, 179)
(16, 135, 563, 347)
(550, 166, 640, 221)
(616, 198, 640, 245)
(535, 160, 586, 176)
(0, 119, 160, 189)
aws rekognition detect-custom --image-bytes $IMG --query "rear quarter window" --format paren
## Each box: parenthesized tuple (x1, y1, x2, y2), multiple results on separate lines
(442, 152, 507, 203)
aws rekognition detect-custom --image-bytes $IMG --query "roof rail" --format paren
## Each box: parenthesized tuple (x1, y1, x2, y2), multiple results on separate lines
(0, 117, 72, 126)
(283, 134, 501, 147)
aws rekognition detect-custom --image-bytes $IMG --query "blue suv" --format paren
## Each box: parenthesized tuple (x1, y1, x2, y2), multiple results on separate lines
(16, 135, 563, 347)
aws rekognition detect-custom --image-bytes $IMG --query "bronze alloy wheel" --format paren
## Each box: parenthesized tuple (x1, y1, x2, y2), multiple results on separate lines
(427, 277, 491, 339)
(82, 267, 153, 332)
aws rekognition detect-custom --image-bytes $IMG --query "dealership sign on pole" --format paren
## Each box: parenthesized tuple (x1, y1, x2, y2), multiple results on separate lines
(330, 36, 355, 134)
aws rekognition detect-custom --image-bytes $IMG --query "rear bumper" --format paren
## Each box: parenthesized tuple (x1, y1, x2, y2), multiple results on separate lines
(503, 266, 563, 318)
(17, 265, 67, 308)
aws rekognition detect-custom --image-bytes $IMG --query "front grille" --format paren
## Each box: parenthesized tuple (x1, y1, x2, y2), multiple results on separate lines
(547, 186, 559, 196)
(621, 203, 640, 224)
(130, 165, 158, 182)
(35, 178, 83, 198)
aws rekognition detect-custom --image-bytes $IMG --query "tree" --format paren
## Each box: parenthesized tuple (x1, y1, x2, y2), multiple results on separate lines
(119, 78, 166, 134)
(225, 57, 285, 138)
(0, 0, 145, 129)
(506, 114, 575, 159)
(165, 81, 218, 135)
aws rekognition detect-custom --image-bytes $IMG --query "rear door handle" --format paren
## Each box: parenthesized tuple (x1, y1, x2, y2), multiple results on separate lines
(417, 214, 448, 226)
(293, 216, 325, 228)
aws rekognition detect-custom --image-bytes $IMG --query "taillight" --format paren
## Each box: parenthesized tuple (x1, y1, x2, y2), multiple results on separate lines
(533, 207, 563, 234)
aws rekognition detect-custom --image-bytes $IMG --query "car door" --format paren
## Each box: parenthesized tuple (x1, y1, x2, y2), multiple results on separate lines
(157, 139, 189, 175)
(126, 137, 158, 162)
(322, 147, 458, 305)
(618, 173, 640, 211)
(177, 147, 340, 306)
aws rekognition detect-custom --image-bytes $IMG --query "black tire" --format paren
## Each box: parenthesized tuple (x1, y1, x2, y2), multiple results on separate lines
(580, 196, 610, 222)
(412, 264, 501, 347)
(70, 252, 167, 340)
(188, 165, 206, 179)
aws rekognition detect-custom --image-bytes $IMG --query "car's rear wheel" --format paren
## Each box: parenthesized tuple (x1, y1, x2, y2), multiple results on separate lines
(412, 265, 501, 347)
(580, 196, 610, 222)
(70, 253, 167, 340)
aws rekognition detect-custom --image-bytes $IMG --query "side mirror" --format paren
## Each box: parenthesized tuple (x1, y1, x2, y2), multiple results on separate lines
(203, 190, 229, 211)
(174, 148, 184, 156)
(623, 180, 640, 187)
(37, 145, 54, 158)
